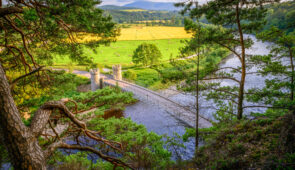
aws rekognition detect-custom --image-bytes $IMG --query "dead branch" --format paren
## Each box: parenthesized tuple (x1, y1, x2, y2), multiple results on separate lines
(0, 6, 23, 17)
(202, 76, 241, 84)
(10, 66, 44, 88)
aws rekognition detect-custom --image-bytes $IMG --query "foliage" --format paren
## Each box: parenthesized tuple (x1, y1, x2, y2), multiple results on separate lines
(1, 0, 119, 74)
(51, 152, 115, 170)
(17, 71, 89, 112)
(263, 1, 295, 34)
(88, 117, 172, 169)
(132, 43, 162, 66)
(248, 26, 295, 112)
(50, 117, 173, 169)
(123, 70, 137, 81)
(182, 111, 295, 169)
(129, 68, 160, 87)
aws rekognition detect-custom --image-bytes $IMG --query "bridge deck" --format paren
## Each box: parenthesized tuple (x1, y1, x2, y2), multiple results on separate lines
(73, 70, 212, 128)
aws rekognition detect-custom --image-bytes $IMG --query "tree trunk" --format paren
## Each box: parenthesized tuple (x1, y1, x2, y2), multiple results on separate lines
(236, 4, 246, 120)
(195, 52, 200, 155)
(195, 26, 201, 155)
(289, 47, 294, 101)
(0, 62, 46, 170)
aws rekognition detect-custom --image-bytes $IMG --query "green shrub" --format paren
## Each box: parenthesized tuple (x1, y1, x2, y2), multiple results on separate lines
(123, 70, 137, 81)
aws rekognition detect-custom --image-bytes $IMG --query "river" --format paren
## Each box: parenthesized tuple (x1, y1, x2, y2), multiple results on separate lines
(123, 34, 272, 160)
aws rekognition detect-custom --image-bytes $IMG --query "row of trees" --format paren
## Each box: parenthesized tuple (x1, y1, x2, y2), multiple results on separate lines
(104, 9, 184, 26)
(176, 0, 294, 155)
(142, 18, 183, 27)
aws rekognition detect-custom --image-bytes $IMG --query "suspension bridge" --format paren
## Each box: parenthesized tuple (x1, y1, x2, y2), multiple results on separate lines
(72, 69, 212, 128)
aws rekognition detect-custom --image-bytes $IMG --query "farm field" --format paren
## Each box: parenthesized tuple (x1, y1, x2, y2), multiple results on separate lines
(76, 26, 192, 42)
(118, 26, 191, 40)
(54, 39, 187, 67)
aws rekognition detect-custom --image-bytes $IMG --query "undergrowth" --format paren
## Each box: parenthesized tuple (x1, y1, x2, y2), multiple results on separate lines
(182, 110, 295, 169)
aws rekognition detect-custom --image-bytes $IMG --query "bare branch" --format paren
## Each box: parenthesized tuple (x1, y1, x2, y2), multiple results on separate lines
(212, 67, 241, 74)
(214, 42, 242, 62)
(202, 76, 241, 84)
(0, 6, 23, 17)
(243, 105, 287, 109)
(10, 66, 44, 88)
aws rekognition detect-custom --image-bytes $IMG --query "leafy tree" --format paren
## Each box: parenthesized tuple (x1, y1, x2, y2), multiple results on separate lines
(177, 0, 280, 120)
(248, 26, 295, 114)
(0, 0, 137, 169)
(263, 1, 295, 34)
(132, 43, 162, 67)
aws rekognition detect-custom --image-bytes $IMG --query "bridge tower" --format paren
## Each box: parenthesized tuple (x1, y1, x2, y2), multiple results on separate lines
(90, 68, 100, 91)
(112, 64, 122, 80)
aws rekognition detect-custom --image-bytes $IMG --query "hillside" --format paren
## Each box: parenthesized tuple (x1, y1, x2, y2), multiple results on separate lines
(124, 1, 178, 11)
(101, 6, 183, 24)
(181, 113, 295, 169)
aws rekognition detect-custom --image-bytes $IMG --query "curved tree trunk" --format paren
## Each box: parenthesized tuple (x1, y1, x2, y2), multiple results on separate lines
(0, 62, 46, 170)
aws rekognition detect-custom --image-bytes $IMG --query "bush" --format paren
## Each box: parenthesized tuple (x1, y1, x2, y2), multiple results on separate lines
(123, 70, 137, 81)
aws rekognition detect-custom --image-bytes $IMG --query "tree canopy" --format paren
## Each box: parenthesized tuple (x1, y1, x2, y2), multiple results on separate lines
(132, 43, 162, 66)
(177, 0, 279, 120)
(0, 0, 133, 169)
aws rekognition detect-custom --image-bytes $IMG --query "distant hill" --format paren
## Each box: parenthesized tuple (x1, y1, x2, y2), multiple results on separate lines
(124, 1, 178, 11)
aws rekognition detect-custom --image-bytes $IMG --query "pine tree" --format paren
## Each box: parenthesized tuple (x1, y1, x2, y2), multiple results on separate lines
(0, 1, 132, 169)
(248, 26, 295, 114)
(177, 0, 280, 120)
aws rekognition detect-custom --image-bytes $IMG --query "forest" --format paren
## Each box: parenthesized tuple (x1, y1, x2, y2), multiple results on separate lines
(0, 0, 295, 170)
(100, 5, 184, 26)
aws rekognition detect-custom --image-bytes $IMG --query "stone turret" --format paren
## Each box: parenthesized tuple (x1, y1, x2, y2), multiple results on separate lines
(90, 68, 100, 91)
(112, 64, 122, 80)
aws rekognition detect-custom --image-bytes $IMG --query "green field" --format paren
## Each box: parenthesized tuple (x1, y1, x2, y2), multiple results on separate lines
(53, 39, 187, 67)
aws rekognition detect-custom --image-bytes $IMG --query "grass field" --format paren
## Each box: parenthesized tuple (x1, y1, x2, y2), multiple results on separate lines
(54, 26, 192, 67)
(54, 39, 187, 67)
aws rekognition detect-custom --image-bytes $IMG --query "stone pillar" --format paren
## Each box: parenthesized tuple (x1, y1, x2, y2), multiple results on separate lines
(90, 68, 100, 91)
(112, 64, 122, 80)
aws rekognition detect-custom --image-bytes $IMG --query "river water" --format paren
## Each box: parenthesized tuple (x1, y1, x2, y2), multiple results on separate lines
(167, 35, 272, 121)
(123, 35, 272, 160)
